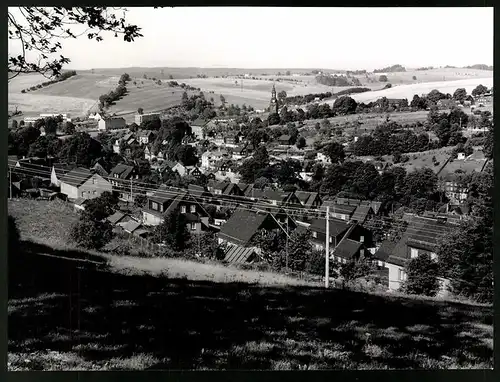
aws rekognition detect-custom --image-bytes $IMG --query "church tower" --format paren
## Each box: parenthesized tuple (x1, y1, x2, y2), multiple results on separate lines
(269, 82, 279, 114)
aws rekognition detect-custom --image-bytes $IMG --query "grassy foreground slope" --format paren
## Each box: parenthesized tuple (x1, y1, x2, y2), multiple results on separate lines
(8, 200, 493, 370)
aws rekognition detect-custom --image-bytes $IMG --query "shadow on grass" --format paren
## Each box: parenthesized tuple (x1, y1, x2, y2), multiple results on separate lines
(8, 240, 493, 370)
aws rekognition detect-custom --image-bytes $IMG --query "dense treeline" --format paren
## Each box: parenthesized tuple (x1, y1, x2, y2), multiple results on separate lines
(373, 64, 406, 73)
(316, 74, 361, 87)
(20, 70, 77, 93)
(98, 73, 130, 109)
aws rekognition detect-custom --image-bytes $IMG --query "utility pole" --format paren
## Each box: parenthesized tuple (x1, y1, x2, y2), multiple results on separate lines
(130, 178, 133, 201)
(286, 216, 289, 273)
(325, 206, 330, 288)
(9, 167, 12, 199)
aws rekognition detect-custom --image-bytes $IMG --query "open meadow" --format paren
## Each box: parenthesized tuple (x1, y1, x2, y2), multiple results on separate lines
(7, 198, 494, 370)
(8, 68, 493, 122)
(331, 77, 493, 105)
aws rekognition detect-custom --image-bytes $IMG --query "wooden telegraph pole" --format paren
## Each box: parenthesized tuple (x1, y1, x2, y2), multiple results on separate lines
(325, 206, 330, 288)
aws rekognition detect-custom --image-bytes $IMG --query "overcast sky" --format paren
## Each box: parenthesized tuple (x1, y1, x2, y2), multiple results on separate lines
(9, 7, 494, 70)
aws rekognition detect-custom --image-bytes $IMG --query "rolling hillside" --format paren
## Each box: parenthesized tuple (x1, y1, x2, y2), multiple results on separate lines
(8, 67, 493, 121)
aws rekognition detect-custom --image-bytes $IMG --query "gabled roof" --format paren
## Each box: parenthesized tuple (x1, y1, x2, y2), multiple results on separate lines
(148, 184, 184, 204)
(333, 239, 363, 260)
(53, 163, 75, 178)
(107, 211, 126, 225)
(110, 163, 135, 179)
(60, 167, 93, 188)
(295, 191, 320, 208)
(122, 219, 142, 233)
(251, 189, 292, 203)
(219, 208, 275, 246)
(164, 191, 190, 215)
(138, 129, 155, 137)
(223, 183, 241, 196)
(208, 180, 229, 191)
(351, 205, 373, 223)
(188, 184, 207, 197)
(224, 245, 257, 264)
(322, 201, 356, 216)
(379, 214, 459, 266)
(309, 218, 350, 238)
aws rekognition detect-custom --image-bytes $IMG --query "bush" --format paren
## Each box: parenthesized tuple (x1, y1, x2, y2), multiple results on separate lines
(378, 75, 388, 82)
(402, 253, 439, 297)
(21, 89, 26, 93)
(70, 214, 113, 250)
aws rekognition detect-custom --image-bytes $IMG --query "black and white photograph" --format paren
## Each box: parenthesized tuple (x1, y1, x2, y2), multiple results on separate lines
(7, 6, 493, 370)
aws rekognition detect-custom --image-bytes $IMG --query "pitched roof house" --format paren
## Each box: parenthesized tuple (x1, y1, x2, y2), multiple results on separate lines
(218, 208, 282, 247)
(142, 184, 211, 233)
(295, 191, 322, 210)
(375, 214, 458, 292)
(59, 167, 113, 201)
(51, 163, 75, 187)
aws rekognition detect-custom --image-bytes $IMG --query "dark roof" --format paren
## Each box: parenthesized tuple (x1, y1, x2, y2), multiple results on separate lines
(53, 163, 75, 178)
(224, 245, 257, 264)
(322, 201, 356, 216)
(122, 220, 142, 233)
(371, 201, 382, 215)
(252, 189, 291, 203)
(164, 192, 190, 215)
(60, 167, 92, 188)
(107, 211, 126, 225)
(333, 239, 363, 260)
(208, 180, 229, 191)
(149, 184, 184, 204)
(309, 218, 349, 238)
(351, 205, 373, 223)
(110, 163, 135, 179)
(381, 214, 458, 266)
(223, 183, 241, 195)
(238, 182, 252, 193)
(219, 209, 274, 246)
(374, 240, 396, 262)
(295, 191, 320, 208)
(188, 184, 206, 196)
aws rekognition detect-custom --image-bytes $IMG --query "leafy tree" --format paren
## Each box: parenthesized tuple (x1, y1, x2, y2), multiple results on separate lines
(277, 90, 287, 105)
(190, 231, 226, 260)
(340, 258, 374, 285)
(254, 176, 271, 190)
(175, 145, 198, 166)
(219, 94, 226, 104)
(426, 89, 447, 103)
(296, 136, 306, 149)
(59, 132, 103, 167)
(412, 76, 417, 80)
(137, 107, 144, 115)
(271, 230, 313, 272)
(378, 75, 388, 82)
(134, 194, 147, 208)
(8, 215, 21, 254)
(437, 214, 492, 302)
(70, 213, 113, 250)
(83, 191, 119, 221)
(267, 113, 280, 125)
(152, 209, 191, 251)
(11, 120, 18, 129)
(453, 88, 467, 103)
(275, 159, 302, 186)
(401, 167, 437, 204)
(333, 96, 357, 115)
(63, 121, 76, 135)
(410, 94, 428, 110)
(8, 7, 142, 80)
(403, 253, 439, 297)
(28, 135, 61, 158)
(471, 84, 488, 97)
(323, 141, 345, 164)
